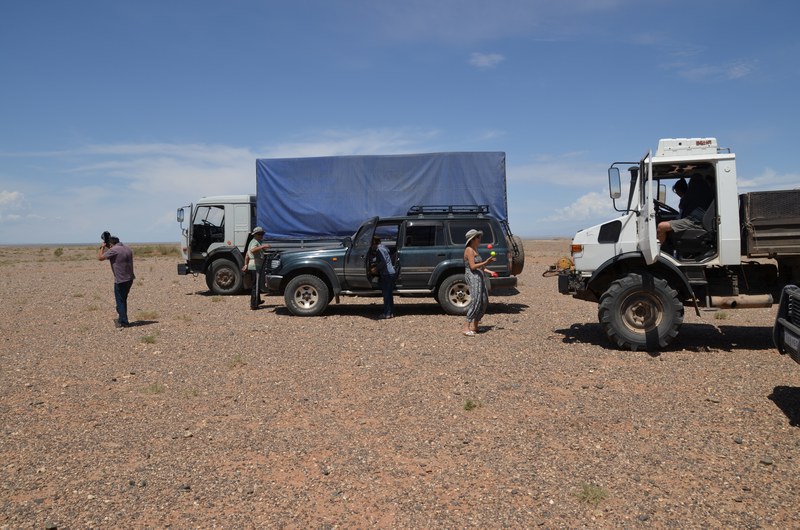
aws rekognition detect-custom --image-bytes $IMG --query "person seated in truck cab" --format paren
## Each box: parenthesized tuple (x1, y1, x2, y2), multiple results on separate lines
(657, 174, 714, 245)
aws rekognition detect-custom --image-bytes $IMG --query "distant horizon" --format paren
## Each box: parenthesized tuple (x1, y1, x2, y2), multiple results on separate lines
(0, 235, 573, 248)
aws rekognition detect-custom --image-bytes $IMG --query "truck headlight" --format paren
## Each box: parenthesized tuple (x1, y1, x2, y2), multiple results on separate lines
(269, 259, 281, 271)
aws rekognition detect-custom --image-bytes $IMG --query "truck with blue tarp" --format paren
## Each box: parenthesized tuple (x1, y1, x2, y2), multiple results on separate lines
(177, 152, 521, 295)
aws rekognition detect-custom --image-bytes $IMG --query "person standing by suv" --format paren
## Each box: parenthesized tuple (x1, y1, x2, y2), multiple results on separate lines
(242, 226, 271, 310)
(370, 236, 397, 319)
(463, 229, 495, 336)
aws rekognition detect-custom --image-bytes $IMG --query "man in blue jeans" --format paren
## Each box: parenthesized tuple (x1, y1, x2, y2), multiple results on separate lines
(98, 236, 135, 328)
(370, 236, 397, 319)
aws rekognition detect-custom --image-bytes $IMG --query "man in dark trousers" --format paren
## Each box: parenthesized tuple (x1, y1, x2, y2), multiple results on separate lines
(97, 235, 135, 328)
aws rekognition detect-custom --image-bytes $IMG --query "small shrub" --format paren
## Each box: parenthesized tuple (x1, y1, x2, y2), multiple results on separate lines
(576, 482, 608, 506)
(141, 335, 157, 344)
(143, 383, 166, 395)
(86, 304, 99, 312)
(714, 311, 729, 320)
(53, 248, 64, 258)
(137, 310, 159, 320)
(212, 296, 223, 303)
(228, 353, 247, 368)
(464, 399, 481, 411)
(134, 244, 180, 257)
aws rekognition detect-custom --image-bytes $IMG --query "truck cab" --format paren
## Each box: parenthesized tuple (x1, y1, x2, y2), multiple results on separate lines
(177, 195, 256, 294)
(557, 138, 800, 351)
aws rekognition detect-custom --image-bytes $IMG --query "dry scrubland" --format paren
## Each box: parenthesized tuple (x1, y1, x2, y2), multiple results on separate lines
(1, 241, 799, 528)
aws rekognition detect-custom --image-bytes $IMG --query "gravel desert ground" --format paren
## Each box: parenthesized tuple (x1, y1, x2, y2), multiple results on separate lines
(1, 240, 799, 528)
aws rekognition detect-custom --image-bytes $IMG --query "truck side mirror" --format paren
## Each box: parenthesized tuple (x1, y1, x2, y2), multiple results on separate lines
(608, 168, 622, 199)
(177, 208, 184, 223)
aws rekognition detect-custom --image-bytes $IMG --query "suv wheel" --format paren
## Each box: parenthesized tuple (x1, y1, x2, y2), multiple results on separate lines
(284, 274, 330, 316)
(437, 274, 470, 315)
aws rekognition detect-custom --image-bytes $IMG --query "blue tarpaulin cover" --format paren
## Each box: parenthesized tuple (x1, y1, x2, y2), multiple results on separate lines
(256, 152, 507, 239)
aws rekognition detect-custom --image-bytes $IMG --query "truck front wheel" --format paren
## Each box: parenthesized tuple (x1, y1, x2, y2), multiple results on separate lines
(284, 274, 330, 316)
(598, 272, 683, 351)
(209, 259, 243, 295)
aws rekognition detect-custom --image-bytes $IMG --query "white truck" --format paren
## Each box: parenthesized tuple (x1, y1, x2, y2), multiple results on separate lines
(556, 138, 800, 351)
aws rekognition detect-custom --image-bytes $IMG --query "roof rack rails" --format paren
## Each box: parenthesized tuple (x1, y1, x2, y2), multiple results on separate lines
(407, 205, 490, 216)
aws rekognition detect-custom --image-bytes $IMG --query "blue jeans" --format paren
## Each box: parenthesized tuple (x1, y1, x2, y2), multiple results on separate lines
(379, 273, 396, 316)
(114, 280, 133, 325)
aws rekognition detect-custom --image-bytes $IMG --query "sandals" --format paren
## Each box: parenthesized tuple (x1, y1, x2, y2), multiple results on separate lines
(463, 330, 476, 336)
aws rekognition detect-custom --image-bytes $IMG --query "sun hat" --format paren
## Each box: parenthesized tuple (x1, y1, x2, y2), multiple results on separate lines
(251, 226, 265, 235)
(464, 229, 483, 246)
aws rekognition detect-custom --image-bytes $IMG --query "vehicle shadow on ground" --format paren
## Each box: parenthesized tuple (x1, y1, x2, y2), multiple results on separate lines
(555, 323, 774, 355)
(769, 386, 800, 427)
(271, 302, 529, 319)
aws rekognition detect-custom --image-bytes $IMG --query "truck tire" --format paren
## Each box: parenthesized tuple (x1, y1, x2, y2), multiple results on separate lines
(510, 235, 525, 276)
(437, 274, 470, 315)
(209, 259, 243, 295)
(284, 274, 330, 316)
(598, 272, 683, 351)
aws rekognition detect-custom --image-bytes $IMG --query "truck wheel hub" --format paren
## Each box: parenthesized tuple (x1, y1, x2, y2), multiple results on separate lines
(621, 293, 663, 332)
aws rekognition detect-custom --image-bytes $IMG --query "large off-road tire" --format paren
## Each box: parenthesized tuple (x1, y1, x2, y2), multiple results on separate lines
(510, 235, 525, 276)
(437, 274, 470, 315)
(597, 272, 683, 351)
(208, 259, 243, 295)
(284, 274, 330, 316)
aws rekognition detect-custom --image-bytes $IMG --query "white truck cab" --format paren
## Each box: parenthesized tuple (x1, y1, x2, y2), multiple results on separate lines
(177, 195, 256, 294)
(558, 138, 800, 351)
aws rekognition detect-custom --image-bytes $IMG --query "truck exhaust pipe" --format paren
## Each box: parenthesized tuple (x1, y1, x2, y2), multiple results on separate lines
(710, 294, 773, 309)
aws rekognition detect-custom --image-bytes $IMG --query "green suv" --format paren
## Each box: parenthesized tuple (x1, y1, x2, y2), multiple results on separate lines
(263, 206, 524, 316)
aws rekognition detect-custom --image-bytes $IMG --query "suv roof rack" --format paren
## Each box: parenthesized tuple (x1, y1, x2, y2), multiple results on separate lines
(407, 205, 490, 216)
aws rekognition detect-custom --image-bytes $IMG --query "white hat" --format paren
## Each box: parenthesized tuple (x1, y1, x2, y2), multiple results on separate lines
(464, 229, 483, 246)
(251, 226, 265, 235)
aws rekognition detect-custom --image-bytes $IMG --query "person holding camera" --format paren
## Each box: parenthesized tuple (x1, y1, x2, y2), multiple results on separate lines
(97, 233, 135, 328)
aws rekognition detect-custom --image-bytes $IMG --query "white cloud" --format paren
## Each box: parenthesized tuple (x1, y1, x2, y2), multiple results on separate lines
(738, 168, 800, 191)
(662, 58, 758, 82)
(469, 52, 505, 68)
(0, 190, 23, 207)
(263, 128, 440, 158)
(544, 190, 616, 222)
(0, 190, 24, 222)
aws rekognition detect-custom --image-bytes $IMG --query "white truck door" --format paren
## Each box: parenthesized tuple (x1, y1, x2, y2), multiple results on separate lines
(637, 151, 658, 265)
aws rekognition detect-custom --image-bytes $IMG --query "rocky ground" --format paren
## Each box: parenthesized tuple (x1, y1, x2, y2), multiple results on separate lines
(1, 241, 799, 528)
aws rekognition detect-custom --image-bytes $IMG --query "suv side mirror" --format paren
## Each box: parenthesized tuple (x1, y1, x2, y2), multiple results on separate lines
(608, 168, 622, 199)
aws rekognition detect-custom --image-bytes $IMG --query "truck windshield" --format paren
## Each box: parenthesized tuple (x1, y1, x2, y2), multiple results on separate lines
(194, 205, 224, 226)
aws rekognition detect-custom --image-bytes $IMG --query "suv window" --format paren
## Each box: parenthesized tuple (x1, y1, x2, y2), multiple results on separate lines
(448, 220, 496, 246)
(404, 222, 444, 247)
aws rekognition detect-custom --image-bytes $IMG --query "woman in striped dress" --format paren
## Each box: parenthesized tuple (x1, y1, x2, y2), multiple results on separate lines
(463, 229, 496, 336)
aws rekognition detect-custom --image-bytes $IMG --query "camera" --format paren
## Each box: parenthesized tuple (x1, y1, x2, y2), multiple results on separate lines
(101, 231, 112, 247)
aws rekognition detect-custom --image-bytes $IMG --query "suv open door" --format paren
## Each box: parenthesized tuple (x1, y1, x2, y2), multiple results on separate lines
(344, 217, 378, 290)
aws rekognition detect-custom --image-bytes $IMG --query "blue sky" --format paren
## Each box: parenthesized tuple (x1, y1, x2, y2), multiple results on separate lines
(1, 0, 799, 244)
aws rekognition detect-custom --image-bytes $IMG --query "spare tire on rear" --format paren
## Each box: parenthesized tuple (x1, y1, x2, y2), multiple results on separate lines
(510, 235, 525, 275)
